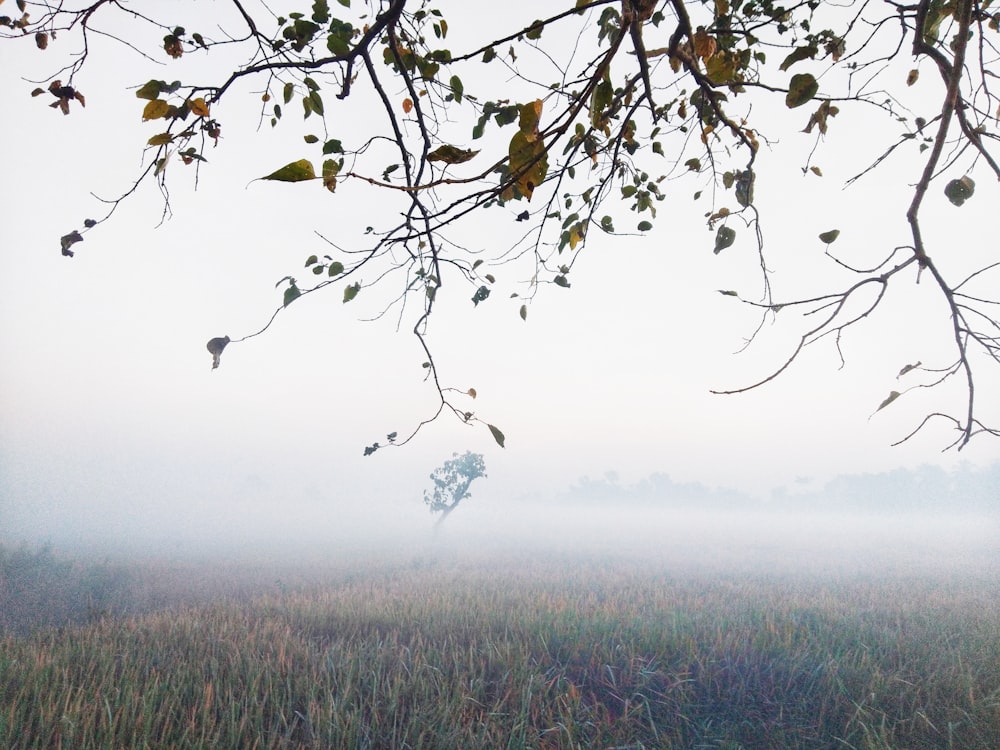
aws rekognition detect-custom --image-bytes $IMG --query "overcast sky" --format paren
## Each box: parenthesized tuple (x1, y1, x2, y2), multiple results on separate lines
(1, 2, 997, 549)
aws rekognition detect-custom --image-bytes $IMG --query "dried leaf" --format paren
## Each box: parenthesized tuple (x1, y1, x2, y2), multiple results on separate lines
(206, 335, 230, 370)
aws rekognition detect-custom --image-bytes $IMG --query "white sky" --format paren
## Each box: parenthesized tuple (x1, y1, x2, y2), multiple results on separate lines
(1, 2, 997, 548)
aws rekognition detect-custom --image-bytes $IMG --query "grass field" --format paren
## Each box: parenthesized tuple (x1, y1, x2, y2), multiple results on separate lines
(2, 514, 999, 749)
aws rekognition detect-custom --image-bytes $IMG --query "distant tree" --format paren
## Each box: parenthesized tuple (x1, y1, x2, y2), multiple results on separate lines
(4, 1, 999, 450)
(423, 451, 486, 529)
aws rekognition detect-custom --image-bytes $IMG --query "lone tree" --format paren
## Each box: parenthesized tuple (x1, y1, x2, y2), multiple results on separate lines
(423, 451, 486, 529)
(3, 1, 999, 450)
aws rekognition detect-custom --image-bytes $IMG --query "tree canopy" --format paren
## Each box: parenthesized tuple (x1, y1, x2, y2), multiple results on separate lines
(4, 0, 999, 451)
(423, 451, 486, 528)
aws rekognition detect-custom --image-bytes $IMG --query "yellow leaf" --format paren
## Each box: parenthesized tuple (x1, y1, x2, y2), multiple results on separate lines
(142, 99, 170, 121)
(189, 97, 210, 117)
(261, 159, 316, 182)
(147, 132, 173, 146)
(504, 100, 548, 201)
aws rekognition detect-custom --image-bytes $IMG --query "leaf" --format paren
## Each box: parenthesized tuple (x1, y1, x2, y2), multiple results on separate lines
(327, 261, 345, 277)
(305, 255, 319, 267)
(779, 44, 818, 72)
(692, 28, 717, 61)
(471, 285, 491, 306)
(637, 221, 653, 232)
(322, 139, 344, 154)
(785, 73, 819, 109)
(147, 132, 173, 146)
(714, 225, 736, 254)
(343, 281, 360, 303)
(487, 423, 506, 448)
(897, 361, 922, 378)
(818, 229, 840, 244)
(468, 387, 477, 399)
(944, 176, 975, 206)
(802, 100, 839, 135)
(60, 230, 83, 257)
(142, 99, 170, 121)
(449, 74, 464, 103)
(283, 81, 294, 104)
(261, 159, 316, 182)
(402, 97, 413, 113)
(504, 100, 547, 201)
(718, 290, 738, 296)
(304, 134, 319, 143)
(553, 275, 571, 288)
(427, 144, 479, 164)
(519, 304, 527, 321)
(206, 335, 230, 370)
(322, 158, 339, 192)
(734, 169, 754, 207)
(874, 390, 901, 413)
(135, 80, 162, 100)
(188, 97, 210, 117)
(906, 68, 919, 86)
(283, 283, 301, 307)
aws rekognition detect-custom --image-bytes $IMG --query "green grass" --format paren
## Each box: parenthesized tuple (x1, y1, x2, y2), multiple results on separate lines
(1, 546, 998, 749)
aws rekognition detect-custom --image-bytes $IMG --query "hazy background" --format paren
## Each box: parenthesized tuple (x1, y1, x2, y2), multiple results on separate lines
(1, 2, 997, 559)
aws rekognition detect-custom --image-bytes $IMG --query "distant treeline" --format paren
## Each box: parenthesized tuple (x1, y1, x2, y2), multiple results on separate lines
(559, 462, 1000, 512)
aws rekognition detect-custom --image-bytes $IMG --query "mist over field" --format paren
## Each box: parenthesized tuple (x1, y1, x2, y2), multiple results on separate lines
(3, 465, 998, 749)
(3, 461, 996, 574)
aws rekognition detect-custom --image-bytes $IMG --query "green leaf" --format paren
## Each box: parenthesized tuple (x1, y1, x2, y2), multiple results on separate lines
(135, 80, 163, 100)
(554, 275, 570, 288)
(519, 304, 527, 321)
(944, 176, 975, 206)
(308, 90, 324, 115)
(525, 20, 544, 40)
(449, 74, 464, 103)
(328, 261, 345, 277)
(343, 281, 360, 303)
(779, 44, 818, 72)
(487, 423, 506, 448)
(322, 138, 344, 154)
(818, 229, 840, 244)
(305, 254, 318, 267)
(261, 159, 316, 182)
(785, 73, 819, 108)
(471, 285, 491, 306)
(714, 226, 736, 254)
(283, 81, 294, 104)
(718, 290, 739, 296)
(637, 221, 653, 232)
(283, 283, 301, 307)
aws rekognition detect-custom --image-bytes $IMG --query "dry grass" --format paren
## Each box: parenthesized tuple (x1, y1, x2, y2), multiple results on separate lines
(2, 543, 998, 749)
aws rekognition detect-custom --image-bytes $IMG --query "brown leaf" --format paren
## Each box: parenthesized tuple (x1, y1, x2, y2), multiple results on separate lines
(188, 97, 209, 117)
